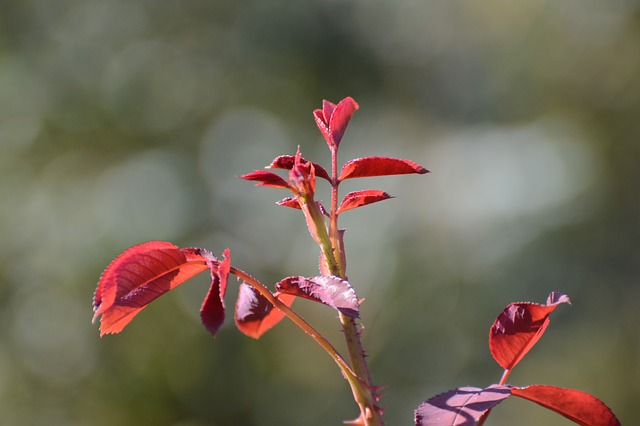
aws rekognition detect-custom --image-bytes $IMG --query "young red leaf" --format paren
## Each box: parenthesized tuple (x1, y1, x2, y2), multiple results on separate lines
(511, 385, 620, 426)
(339, 157, 429, 181)
(200, 248, 231, 338)
(276, 196, 302, 209)
(313, 97, 359, 150)
(93, 241, 209, 336)
(267, 155, 331, 182)
(414, 385, 512, 426)
(337, 190, 393, 214)
(275, 275, 359, 317)
(489, 292, 571, 371)
(239, 170, 291, 189)
(234, 283, 295, 339)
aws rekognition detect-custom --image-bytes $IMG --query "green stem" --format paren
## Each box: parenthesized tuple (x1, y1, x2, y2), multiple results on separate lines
(231, 265, 382, 423)
(229, 266, 356, 379)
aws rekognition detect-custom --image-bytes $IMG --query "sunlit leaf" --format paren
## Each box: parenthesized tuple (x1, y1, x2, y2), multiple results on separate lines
(314, 97, 359, 150)
(93, 241, 209, 336)
(489, 292, 571, 371)
(511, 385, 620, 426)
(200, 248, 231, 338)
(234, 283, 295, 339)
(339, 157, 429, 181)
(276, 196, 301, 209)
(414, 385, 512, 426)
(275, 275, 359, 317)
(239, 170, 291, 189)
(267, 155, 331, 182)
(337, 189, 393, 214)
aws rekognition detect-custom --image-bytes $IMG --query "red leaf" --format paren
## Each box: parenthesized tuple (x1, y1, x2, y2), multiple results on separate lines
(414, 385, 512, 426)
(337, 190, 393, 214)
(267, 155, 331, 182)
(275, 275, 359, 317)
(276, 197, 302, 209)
(314, 97, 359, 150)
(93, 241, 209, 336)
(200, 248, 231, 337)
(234, 283, 295, 339)
(489, 292, 571, 371)
(339, 157, 429, 181)
(239, 170, 291, 189)
(511, 385, 620, 426)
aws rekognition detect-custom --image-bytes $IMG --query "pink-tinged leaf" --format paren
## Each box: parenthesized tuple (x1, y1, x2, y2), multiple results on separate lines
(276, 197, 301, 209)
(275, 275, 359, 317)
(337, 190, 393, 214)
(414, 385, 512, 426)
(267, 155, 331, 182)
(314, 97, 359, 150)
(234, 283, 295, 339)
(200, 248, 231, 337)
(239, 170, 291, 189)
(489, 292, 571, 371)
(339, 157, 429, 181)
(511, 385, 620, 426)
(93, 241, 209, 336)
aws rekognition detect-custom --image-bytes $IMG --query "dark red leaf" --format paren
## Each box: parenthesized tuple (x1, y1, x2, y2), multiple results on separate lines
(339, 157, 429, 181)
(267, 155, 331, 182)
(200, 248, 231, 337)
(489, 292, 571, 371)
(511, 385, 620, 426)
(275, 275, 359, 317)
(239, 170, 291, 189)
(414, 385, 512, 426)
(93, 241, 209, 336)
(337, 190, 393, 214)
(234, 283, 295, 339)
(314, 97, 359, 150)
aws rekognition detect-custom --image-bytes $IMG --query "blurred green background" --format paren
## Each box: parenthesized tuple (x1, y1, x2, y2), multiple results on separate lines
(1, 1, 638, 425)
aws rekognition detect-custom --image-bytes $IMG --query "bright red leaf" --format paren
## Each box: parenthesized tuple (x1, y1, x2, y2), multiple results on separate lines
(490, 292, 571, 371)
(414, 385, 512, 426)
(267, 154, 331, 182)
(200, 248, 231, 338)
(234, 283, 295, 339)
(313, 97, 359, 150)
(239, 170, 291, 189)
(339, 157, 429, 181)
(511, 385, 620, 426)
(337, 190, 393, 214)
(93, 241, 209, 336)
(275, 275, 359, 317)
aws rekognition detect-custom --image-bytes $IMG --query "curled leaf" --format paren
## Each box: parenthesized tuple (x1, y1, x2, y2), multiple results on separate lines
(339, 157, 429, 181)
(276, 197, 302, 209)
(313, 97, 359, 150)
(414, 385, 512, 426)
(200, 248, 231, 338)
(239, 170, 291, 189)
(93, 241, 209, 336)
(511, 385, 620, 426)
(490, 292, 571, 371)
(337, 190, 393, 214)
(267, 155, 331, 182)
(275, 275, 359, 317)
(234, 283, 295, 339)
